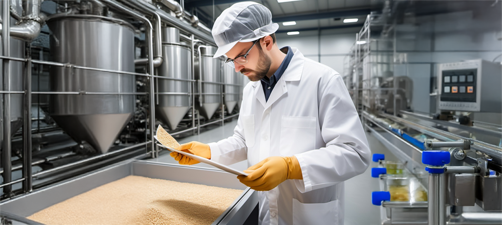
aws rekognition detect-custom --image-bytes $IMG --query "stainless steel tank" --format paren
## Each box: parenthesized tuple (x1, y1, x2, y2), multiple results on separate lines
(223, 65, 240, 114)
(47, 15, 135, 153)
(0, 0, 24, 150)
(156, 27, 191, 130)
(197, 46, 222, 120)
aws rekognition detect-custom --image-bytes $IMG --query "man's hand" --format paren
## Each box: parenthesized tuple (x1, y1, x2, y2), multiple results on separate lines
(237, 156, 302, 191)
(170, 141, 211, 165)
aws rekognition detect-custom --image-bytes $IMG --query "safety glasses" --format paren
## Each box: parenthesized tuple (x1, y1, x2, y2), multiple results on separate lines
(225, 40, 258, 67)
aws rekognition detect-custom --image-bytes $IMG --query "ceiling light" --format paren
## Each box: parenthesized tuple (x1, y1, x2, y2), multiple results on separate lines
(282, 21, 296, 26)
(343, 18, 358, 23)
(356, 41, 367, 45)
(287, 31, 300, 35)
(278, 0, 301, 3)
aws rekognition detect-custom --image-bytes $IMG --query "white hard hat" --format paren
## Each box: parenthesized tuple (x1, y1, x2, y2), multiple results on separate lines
(211, 1, 279, 58)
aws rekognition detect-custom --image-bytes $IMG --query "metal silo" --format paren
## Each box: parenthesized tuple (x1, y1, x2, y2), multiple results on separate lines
(223, 65, 240, 114)
(197, 46, 222, 120)
(0, 0, 24, 150)
(156, 27, 191, 130)
(47, 15, 135, 153)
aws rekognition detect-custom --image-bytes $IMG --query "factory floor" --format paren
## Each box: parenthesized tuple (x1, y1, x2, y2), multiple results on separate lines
(149, 118, 398, 225)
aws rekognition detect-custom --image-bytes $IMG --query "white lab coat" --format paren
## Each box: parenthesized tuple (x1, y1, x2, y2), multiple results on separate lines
(208, 47, 371, 225)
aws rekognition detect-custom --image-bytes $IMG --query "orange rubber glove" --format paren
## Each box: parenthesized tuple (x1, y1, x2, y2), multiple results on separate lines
(170, 141, 211, 165)
(237, 156, 302, 191)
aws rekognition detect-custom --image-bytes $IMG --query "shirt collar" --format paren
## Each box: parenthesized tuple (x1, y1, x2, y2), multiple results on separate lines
(261, 46, 294, 86)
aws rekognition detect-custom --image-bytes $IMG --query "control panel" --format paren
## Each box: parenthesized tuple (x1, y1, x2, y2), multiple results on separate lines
(438, 59, 501, 112)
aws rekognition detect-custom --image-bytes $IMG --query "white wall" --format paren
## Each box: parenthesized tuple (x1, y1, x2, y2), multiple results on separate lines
(275, 27, 360, 75)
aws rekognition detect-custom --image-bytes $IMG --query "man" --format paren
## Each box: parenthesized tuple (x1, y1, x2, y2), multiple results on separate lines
(170, 2, 371, 224)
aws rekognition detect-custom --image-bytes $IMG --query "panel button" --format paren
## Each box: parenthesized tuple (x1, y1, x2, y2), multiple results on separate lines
(467, 75, 474, 82)
(444, 76, 450, 83)
(459, 75, 466, 82)
(467, 86, 473, 93)
(459, 86, 466, 93)
(444, 86, 450, 93)
(451, 76, 458, 83)
(452, 86, 458, 93)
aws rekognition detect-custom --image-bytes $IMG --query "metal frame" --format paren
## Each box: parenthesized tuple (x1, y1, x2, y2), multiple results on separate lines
(0, 160, 258, 224)
(0, 0, 243, 200)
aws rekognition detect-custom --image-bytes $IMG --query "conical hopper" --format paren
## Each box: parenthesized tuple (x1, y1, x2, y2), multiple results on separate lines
(52, 113, 132, 153)
(200, 103, 220, 120)
(225, 101, 237, 114)
(156, 106, 190, 130)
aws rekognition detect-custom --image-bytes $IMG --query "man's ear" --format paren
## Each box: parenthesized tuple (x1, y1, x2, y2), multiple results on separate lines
(261, 36, 274, 51)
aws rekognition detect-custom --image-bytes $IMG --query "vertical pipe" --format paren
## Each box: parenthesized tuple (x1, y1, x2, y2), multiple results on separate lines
(428, 173, 440, 225)
(392, 22, 397, 116)
(2, 0, 12, 196)
(439, 173, 446, 225)
(197, 45, 202, 136)
(148, 28, 155, 158)
(220, 59, 224, 127)
(191, 34, 195, 134)
(354, 33, 359, 112)
(23, 57, 32, 192)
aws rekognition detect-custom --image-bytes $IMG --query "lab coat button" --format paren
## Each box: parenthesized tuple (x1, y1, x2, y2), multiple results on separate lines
(271, 211, 277, 218)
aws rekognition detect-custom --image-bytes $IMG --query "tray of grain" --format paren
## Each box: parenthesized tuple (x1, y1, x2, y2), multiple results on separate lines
(0, 159, 258, 225)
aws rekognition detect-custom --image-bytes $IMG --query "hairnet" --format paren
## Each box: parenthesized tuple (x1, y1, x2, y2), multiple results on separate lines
(211, 1, 279, 58)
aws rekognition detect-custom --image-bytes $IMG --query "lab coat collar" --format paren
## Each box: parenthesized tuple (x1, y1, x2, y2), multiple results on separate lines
(251, 47, 304, 89)
(282, 47, 304, 82)
(251, 47, 305, 108)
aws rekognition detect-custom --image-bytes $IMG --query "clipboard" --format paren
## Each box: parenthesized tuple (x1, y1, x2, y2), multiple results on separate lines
(155, 125, 248, 176)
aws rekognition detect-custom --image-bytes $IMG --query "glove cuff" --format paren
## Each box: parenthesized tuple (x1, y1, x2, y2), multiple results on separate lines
(199, 143, 211, 159)
(284, 156, 303, 180)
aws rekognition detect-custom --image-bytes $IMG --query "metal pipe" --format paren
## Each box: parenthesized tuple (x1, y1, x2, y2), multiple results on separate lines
(191, 34, 196, 136)
(10, 5, 22, 21)
(89, 0, 106, 15)
(134, 11, 163, 67)
(23, 57, 32, 192)
(2, 0, 13, 196)
(152, 75, 195, 82)
(156, 0, 183, 18)
(382, 220, 428, 225)
(156, 92, 191, 95)
(382, 202, 428, 208)
(439, 173, 446, 225)
(0, 153, 75, 175)
(445, 166, 478, 174)
(0, 58, 150, 77)
(31, 91, 146, 95)
(134, 57, 163, 67)
(429, 173, 440, 225)
(198, 23, 211, 34)
(9, 0, 45, 41)
(126, 0, 214, 44)
(0, 178, 25, 189)
(170, 127, 197, 136)
(0, 91, 24, 94)
(32, 142, 151, 178)
(200, 119, 226, 128)
(225, 113, 239, 119)
(426, 140, 471, 150)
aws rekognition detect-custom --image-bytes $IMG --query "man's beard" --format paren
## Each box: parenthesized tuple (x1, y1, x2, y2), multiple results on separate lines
(240, 49, 271, 81)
